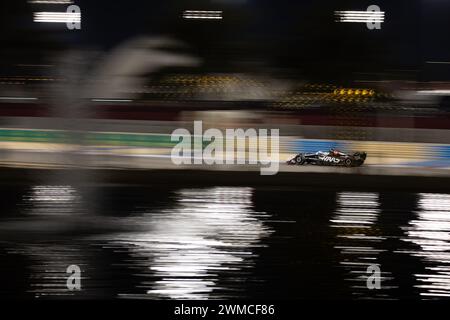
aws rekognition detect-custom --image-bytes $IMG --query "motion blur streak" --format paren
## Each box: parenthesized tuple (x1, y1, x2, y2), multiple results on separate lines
(331, 192, 392, 298)
(33, 12, 81, 24)
(25, 185, 83, 217)
(7, 244, 88, 298)
(101, 187, 272, 299)
(1, 0, 450, 302)
(1, 186, 450, 298)
(183, 10, 223, 20)
(334, 11, 385, 23)
(402, 193, 450, 298)
(28, 1, 73, 3)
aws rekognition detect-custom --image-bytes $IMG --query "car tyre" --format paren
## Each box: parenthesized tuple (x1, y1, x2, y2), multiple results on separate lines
(344, 158, 353, 167)
(295, 155, 305, 165)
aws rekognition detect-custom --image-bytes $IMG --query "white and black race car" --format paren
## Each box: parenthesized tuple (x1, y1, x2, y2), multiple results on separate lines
(287, 149, 367, 167)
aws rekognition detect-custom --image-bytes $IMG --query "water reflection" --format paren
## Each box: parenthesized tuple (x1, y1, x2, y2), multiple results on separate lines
(24, 185, 82, 216)
(3, 185, 88, 297)
(331, 192, 391, 298)
(3, 185, 450, 299)
(6, 243, 89, 298)
(102, 187, 272, 299)
(402, 193, 450, 298)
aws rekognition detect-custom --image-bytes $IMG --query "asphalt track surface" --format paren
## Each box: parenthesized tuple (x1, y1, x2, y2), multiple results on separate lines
(0, 166, 449, 193)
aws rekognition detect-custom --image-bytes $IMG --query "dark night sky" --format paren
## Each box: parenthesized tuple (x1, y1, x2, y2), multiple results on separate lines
(1, 0, 449, 80)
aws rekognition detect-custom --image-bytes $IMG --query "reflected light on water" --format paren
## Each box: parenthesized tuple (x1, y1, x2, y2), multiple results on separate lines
(331, 192, 391, 298)
(8, 185, 88, 297)
(28, 185, 78, 202)
(6, 243, 89, 298)
(24, 185, 81, 216)
(402, 193, 450, 298)
(107, 187, 272, 299)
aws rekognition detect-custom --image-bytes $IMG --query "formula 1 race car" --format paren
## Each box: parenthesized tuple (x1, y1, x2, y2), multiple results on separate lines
(287, 149, 367, 167)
